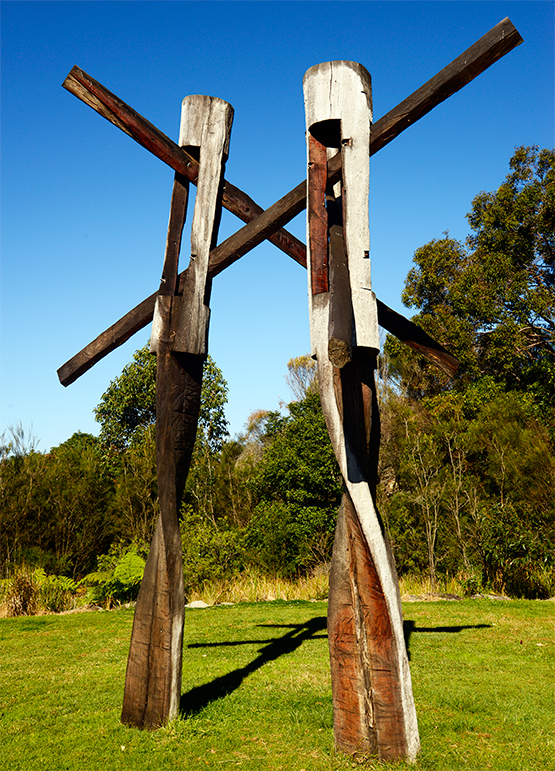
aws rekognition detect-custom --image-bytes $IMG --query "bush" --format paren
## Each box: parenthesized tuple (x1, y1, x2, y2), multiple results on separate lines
(82, 547, 145, 607)
(246, 501, 335, 578)
(180, 507, 246, 595)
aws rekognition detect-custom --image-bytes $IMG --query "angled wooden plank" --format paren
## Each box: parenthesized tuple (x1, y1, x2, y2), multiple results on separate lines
(376, 302, 459, 376)
(63, 66, 305, 266)
(369, 17, 523, 156)
(58, 17, 519, 386)
(60, 16, 521, 291)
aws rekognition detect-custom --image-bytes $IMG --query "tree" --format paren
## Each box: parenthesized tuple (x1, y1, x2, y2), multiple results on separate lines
(387, 146, 555, 409)
(0, 432, 114, 577)
(284, 354, 318, 401)
(94, 344, 157, 450)
(94, 345, 228, 451)
(247, 390, 342, 576)
(378, 147, 555, 596)
(45, 433, 114, 577)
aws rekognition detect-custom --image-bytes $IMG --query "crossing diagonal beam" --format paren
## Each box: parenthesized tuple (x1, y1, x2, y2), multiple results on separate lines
(57, 17, 521, 386)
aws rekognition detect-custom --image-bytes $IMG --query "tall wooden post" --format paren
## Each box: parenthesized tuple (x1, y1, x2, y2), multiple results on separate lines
(121, 95, 233, 729)
(304, 61, 420, 762)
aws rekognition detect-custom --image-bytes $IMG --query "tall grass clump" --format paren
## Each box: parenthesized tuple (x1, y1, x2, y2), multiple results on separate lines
(185, 564, 331, 605)
(0, 565, 77, 617)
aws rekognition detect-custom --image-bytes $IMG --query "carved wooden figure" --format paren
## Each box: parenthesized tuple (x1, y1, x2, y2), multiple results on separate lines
(304, 62, 419, 761)
(121, 95, 233, 729)
(55, 15, 522, 758)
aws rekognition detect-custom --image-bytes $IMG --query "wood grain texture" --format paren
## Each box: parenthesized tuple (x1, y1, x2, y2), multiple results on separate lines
(304, 61, 378, 353)
(171, 96, 233, 354)
(305, 64, 419, 759)
(121, 350, 203, 728)
(317, 341, 419, 762)
(328, 353, 412, 760)
(328, 224, 353, 369)
(58, 17, 519, 385)
(329, 492, 410, 760)
(150, 173, 189, 354)
(307, 134, 329, 296)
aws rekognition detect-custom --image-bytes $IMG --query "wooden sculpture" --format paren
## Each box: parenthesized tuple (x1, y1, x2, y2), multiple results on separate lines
(121, 95, 233, 728)
(56, 17, 522, 757)
(304, 61, 418, 760)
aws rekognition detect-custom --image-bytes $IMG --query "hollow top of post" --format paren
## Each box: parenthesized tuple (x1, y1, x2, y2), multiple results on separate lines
(303, 61, 372, 145)
(179, 95, 234, 157)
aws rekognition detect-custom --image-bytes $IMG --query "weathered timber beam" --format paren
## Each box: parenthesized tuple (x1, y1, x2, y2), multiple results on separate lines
(63, 66, 306, 266)
(58, 18, 520, 385)
(376, 302, 459, 377)
(57, 285, 456, 386)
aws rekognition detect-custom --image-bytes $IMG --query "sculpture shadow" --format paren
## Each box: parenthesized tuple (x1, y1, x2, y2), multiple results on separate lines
(180, 616, 327, 717)
(403, 620, 492, 660)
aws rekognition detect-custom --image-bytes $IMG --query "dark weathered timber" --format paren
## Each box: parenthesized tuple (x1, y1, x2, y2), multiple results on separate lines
(56, 283, 457, 387)
(307, 134, 329, 295)
(376, 302, 459, 376)
(56, 279, 458, 387)
(159, 174, 190, 297)
(121, 160, 194, 728)
(328, 225, 353, 369)
(122, 95, 232, 728)
(121, 350, 203, 728)
(64, 19, 521, 281)
(63, 66, 305, 266)
(368, 17, 523, 157)
(58, 18, 518, 386)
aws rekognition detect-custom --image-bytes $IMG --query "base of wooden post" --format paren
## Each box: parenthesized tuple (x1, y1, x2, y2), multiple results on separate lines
(121, 515, 184, 729)
(328, 493, 413, 761)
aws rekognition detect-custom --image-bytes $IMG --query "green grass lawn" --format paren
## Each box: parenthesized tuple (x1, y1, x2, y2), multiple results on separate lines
(1, 599, 553, 770)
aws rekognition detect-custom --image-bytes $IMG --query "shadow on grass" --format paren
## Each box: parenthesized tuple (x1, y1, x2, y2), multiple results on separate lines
(180, 616, 327, 717)
(180, 616, 492, 714)
(403, 620, 492, 660)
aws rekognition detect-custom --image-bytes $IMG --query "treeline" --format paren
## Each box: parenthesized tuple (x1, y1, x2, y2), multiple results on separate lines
(1, 146, 554, 600)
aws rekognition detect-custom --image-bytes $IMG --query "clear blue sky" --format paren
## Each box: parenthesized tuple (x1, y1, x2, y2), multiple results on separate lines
(1, 1, 553, 451)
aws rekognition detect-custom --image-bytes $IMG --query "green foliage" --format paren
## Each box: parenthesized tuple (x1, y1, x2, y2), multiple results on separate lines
(180, 506, 246, 595)
(0, 432, 113, 578)
(246, 501, 336, 577)
(94, 344, 157, 450)
(0, 565, 78, 616)
(197, 355, 230, 454)
(380, 387, 555, 598)
(184, 358, 230, 526)
(379, 148, 555, 598)
(388, 146, 555, 408)
(111, 424, 158, 547)
(247, 391, 342, 577)
(83, 546, 146, 607)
